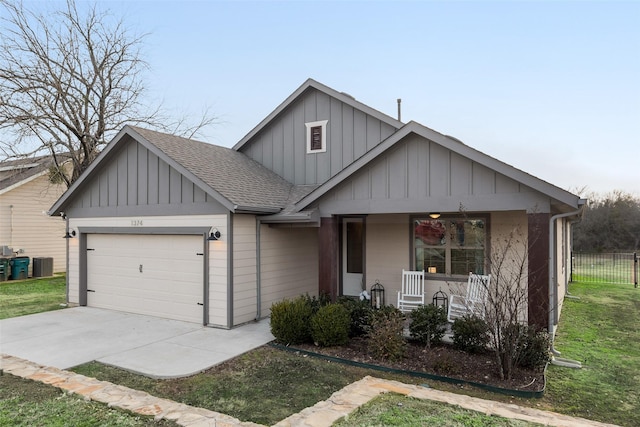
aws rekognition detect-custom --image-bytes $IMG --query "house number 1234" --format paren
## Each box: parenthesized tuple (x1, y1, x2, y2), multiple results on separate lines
(131, 220, 143, 226)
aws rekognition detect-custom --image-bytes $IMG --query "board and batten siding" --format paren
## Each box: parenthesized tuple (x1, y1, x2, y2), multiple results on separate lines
(64, 137, 228, 218)
(0, 174, 67, 273)
(240, 88, 398, 186)
(232, 215, 258, 326)
(259, 224, 318, 318)
(315, 133, 552, 216)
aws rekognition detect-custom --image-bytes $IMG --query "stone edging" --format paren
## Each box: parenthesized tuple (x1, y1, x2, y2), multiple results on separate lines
(1, 353, 262, 427)
(275, 376, 619, 427)
(1, 353, 619, 427)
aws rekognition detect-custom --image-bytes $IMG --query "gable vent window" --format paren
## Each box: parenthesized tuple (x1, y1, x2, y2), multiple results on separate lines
(305, 120, 328, 153)
(311, 126, 322, 150)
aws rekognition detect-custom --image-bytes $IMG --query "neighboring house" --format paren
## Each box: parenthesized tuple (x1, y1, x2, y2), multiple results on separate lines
(49, 79, 584, 338)
(0, 156, 68, 275)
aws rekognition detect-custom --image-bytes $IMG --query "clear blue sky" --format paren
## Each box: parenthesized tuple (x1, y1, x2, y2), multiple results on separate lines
(35, 1, 640, 196)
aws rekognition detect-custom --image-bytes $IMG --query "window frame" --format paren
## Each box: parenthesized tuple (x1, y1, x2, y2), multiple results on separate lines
(411, 214, 489, 278)
(305, 120, 328, 153)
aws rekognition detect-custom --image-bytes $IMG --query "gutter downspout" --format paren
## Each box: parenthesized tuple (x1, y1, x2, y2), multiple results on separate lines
(64, 215, 70, 305)
(9, 205, 14, 247)
(548, 200, 586, 368)
(255, 217, 262, 321)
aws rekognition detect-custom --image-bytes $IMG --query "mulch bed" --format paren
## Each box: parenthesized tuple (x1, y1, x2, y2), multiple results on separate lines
(290, 337, 545, 394)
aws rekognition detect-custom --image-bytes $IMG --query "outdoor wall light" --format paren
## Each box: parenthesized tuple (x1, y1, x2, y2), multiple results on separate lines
(63, 230, 76, 238)
(370, 280, 385, 310)
(207, 228, 221, 241)
(429, 212, 441, 219)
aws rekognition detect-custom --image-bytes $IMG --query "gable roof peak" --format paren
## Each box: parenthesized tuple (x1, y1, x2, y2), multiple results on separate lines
(50, 125, 294, 216)
(233, 78, 404, 151)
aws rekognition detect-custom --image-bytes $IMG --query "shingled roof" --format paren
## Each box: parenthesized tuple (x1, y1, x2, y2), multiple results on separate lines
(129, 126, 295, 212)
(0, 155, 53, 192)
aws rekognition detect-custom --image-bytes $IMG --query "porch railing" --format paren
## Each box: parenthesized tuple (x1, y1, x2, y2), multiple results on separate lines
(571, 252, 638, 287)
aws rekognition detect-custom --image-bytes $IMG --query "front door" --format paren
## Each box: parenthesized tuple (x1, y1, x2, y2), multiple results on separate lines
(342, 218, 364, 297)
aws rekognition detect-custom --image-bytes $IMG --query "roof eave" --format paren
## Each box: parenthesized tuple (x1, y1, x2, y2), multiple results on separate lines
(233, 205, 282, 214)
(50, 125, 240, 216)
(49, 126, 134, 215)
(295, 121, 582, 212)
(0, 169, 48, 196)
(258, 209, 320, 225)
(125, 127, 238, 212)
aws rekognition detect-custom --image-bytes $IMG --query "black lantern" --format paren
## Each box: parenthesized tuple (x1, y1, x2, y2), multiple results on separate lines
(370, 280, 385, 309)
(432, 288, 448, 312)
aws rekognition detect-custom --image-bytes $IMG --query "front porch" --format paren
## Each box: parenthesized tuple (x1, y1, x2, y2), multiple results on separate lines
(315, 212, 550, 327)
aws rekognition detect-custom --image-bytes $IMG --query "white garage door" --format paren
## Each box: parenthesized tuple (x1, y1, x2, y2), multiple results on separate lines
(86, 234, 204, 323)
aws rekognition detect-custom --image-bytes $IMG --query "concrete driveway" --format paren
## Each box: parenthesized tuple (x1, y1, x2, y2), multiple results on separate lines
(0, 307, 274, 378)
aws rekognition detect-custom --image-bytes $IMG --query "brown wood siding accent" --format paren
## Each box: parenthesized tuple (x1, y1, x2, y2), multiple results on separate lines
(319, 217, 339, 300)
(527, 212, 549, 329)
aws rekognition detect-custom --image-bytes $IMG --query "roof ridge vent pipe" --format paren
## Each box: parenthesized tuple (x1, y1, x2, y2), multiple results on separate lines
(548, 199, 586, 369)
(397, 98, 402, 122)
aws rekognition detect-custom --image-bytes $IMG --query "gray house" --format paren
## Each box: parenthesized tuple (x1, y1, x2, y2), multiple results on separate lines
(50, 79, 584, 335)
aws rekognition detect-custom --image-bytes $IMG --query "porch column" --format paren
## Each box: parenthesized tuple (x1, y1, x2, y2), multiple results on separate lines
(318, 216, 339, 300)
(527, 213, 550, 329)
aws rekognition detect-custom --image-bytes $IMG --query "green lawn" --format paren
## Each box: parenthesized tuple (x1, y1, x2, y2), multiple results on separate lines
(334, 393, 542, 427)
(72, 346, 377, 426)
(0, 374, 176, 426)
(72, 281, 640, 427)
(2, 277, 638, 426)
(0, 275, 67, 319)
(537, 280, 640, 426)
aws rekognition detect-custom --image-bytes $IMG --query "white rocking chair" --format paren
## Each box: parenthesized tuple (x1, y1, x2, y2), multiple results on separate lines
(447, 272, 491, 322)
(397, 269, 425, 313)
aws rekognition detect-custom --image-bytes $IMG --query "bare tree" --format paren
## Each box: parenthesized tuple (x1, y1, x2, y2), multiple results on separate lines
(482, 222, 550, 380)
(0, 0, 216, 186)
(484, 225, 531, 379)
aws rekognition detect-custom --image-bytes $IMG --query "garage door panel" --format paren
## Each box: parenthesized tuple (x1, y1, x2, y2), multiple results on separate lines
(87, 234, 204, 324)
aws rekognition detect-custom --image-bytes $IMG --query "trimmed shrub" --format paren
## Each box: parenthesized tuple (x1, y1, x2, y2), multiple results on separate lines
(336, 296, 373, 337)
(270, 296, 313, 345)
(519, 327, 552, 370)
(409, 304, 448, 348)
(498, 323, 552, 373)
(366, 306, 406, 361)
(310, 303, 351, 347)
(302, 292, 332, 314)
(452, 315, 490, 353)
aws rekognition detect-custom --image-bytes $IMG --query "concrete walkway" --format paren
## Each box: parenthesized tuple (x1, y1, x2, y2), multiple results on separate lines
(1, 354, 619, 427)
